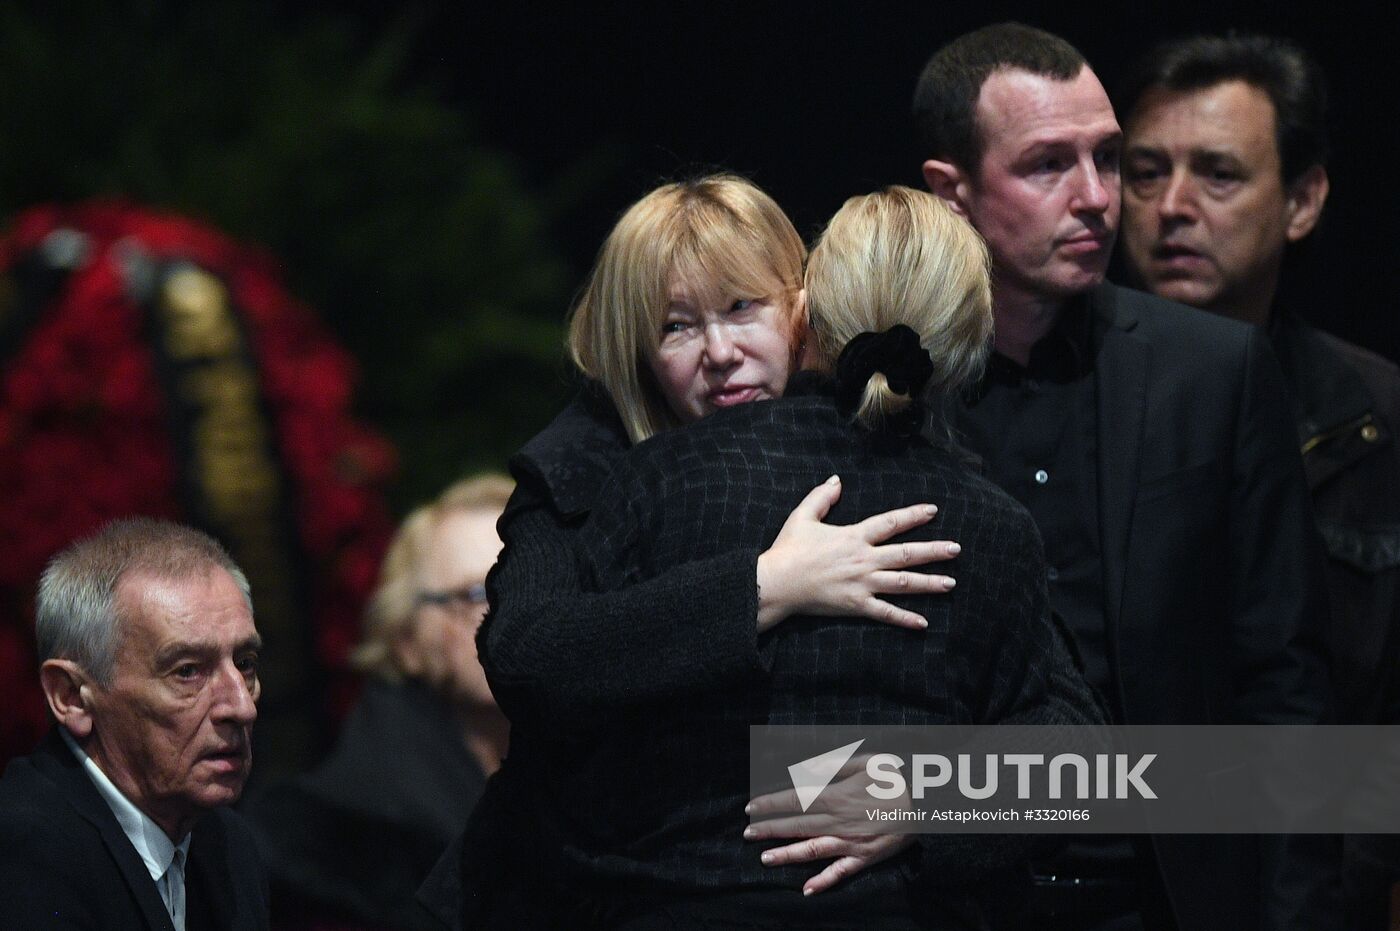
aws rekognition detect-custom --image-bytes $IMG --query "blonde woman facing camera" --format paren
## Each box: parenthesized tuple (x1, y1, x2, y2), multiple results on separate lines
(428, 175, 961, 928)
(556, 187, 1102, 928)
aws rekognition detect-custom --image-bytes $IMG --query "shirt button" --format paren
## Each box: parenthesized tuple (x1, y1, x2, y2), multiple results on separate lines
(1047, 567, 1060, 582)
(1361, 424, 1379, 442)
(1034, 469, 1049, 485)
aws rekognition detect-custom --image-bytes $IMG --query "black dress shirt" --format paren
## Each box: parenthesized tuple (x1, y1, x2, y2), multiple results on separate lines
(955, 297, 1114, 701)
(954, 298, 1146, 885)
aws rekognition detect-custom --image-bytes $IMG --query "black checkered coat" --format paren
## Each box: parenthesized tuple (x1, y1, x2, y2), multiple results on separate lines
(481, 383, 769, 725)
(547, 375, 1101, 907)
(447, 385, 783, 928)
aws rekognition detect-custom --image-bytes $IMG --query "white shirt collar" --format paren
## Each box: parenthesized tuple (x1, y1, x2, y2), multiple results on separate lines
(59, 727, 192, 884)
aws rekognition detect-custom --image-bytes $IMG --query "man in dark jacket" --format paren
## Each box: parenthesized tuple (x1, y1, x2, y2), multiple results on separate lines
(1118, 32, 1400, 927)
(0, 518, 270, 929)
(1119, 31, 1400, 728)
(915, 22, 1337, 931)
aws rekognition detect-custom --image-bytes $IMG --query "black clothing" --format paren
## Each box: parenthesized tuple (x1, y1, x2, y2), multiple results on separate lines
(420, 379, 1102, 930)
(951, 283, 1337, 931)
(959, 292, 1134, 890)
(555, 378, 1103, 925)
(0, 729, 270, 930)
(422, 385, 770, 930)
(482, 383, 765, 722)
(1269, 311, 1400, 930)
(1270, 311, 1400, 726)
(958, 296, 1108, 696)
(249, 680, 484, 929)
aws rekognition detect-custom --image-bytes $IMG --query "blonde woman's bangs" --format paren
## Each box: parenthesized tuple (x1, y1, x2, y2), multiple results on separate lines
(568, 173, 806, 443)
(666, 232, 789, 316)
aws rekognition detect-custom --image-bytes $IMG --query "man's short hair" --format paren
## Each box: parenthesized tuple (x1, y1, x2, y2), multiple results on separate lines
(912, 22, 1088, 175)
(1117, 33, 1328, 186)
(36, 518, 251, 686)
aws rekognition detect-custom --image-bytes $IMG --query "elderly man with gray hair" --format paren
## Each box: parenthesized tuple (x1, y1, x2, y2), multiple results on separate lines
(0, 517, 270, 929)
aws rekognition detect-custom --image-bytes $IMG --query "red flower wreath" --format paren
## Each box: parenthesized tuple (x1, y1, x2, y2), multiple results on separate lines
(0, 201, 395, 764)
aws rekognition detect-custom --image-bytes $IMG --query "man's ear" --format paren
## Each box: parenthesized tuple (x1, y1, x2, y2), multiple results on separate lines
(40, 659, 96, 738)
(922, 159, 971, 218)
(1285, 165, 1329, 243)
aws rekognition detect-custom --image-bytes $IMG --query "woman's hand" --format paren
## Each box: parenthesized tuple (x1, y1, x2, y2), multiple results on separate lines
(756, 833, 916, 896)
(755, 475, 958, 633)
(744, 756, 917, 895)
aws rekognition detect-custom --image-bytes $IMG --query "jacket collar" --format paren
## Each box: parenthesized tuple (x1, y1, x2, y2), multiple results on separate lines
(1269, 311, 1375, 439)
(35, 730, 180, 930)
(59, 728, 187, 888)
(510, 382, 630, 520)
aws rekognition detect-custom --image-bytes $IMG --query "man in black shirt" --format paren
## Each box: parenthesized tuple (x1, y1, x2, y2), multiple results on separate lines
(913, 22, 1336, 931)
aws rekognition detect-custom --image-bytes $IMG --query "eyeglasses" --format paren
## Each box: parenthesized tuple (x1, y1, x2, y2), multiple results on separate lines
(414, 584, 489, 612)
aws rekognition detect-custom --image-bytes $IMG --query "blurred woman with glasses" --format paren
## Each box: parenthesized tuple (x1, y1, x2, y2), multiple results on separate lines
(251, 473, 513, 930)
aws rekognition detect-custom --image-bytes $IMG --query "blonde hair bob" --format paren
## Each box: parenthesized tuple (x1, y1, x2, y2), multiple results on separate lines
(805, 186, 993, 431)
(568, 174, 806, 444)
(352, 473, 514, 681)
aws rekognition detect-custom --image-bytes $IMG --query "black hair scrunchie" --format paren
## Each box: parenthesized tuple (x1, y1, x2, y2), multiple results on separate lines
(834, 324, 935, 437)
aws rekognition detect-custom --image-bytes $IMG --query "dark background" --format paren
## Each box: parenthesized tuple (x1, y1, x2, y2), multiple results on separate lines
(401, 0, 1399, 419)
(1, 0, 1390, 780)
(4, 0, 1396, 502)
(403, 0, 1388, 341)
(408, 0, 1397, 347)
(0, 0, 1392, 786)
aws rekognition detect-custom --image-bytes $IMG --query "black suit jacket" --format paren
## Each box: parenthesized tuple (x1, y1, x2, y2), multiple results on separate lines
(0, 730, 270, 930)
(954, 283, 1337, 930)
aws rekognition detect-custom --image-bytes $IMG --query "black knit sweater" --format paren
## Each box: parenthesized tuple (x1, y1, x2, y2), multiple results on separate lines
(441, 381, 1101, 930)
(527, 379, 1102, 913)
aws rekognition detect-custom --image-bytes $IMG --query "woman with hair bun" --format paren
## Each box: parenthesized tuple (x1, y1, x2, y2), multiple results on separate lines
(556, 186, 1103, 928)
(430, 176, 964, 929)
(481, 176, 959, 723)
